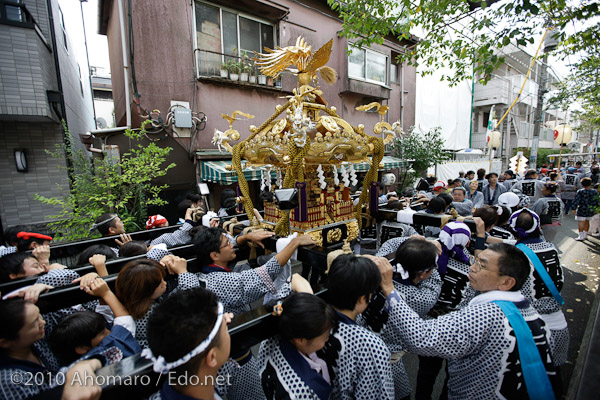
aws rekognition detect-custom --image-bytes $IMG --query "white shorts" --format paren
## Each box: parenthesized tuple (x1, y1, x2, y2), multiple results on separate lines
(575, 216, 593, 221)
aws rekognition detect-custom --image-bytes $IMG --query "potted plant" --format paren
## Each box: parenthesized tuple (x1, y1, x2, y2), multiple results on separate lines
(245, 57, 257, 83)
(258, 74, 267, 85)
(266, 76, 274, 86)
(240, 63, 249, 82)
(239, 51, 250, 82)
(220, 62, 228, 78)
(248, 65, 257, 84)
(229, 61, 240, 81)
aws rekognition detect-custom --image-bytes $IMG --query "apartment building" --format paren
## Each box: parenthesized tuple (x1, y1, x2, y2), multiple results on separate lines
(0, 0, 95, 230)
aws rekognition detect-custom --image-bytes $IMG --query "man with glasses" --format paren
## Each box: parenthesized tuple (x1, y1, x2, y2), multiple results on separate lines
(378, 243, 560, 399)
(193, 227, 314, 315)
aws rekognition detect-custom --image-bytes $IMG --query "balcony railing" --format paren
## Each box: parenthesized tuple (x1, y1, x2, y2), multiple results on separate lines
(473, 76, 510, 106)
(518, 121, 554, 141)
(194, 49, 281, 88)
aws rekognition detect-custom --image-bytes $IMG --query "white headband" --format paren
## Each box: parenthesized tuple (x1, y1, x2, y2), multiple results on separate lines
(393, 262, 409, 280)
(89, 214, 118, 232)
(509, 209, 540, 236)
(202, 211, 218, 227)
(141, 302, 224, 373)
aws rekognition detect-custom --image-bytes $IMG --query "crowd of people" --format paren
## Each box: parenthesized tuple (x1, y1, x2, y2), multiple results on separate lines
(0, 161, 597, 400)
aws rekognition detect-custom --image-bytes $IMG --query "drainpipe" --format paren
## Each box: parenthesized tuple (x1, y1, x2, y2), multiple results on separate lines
(117, 0, 132, 129)
(400, 62, 404, 130)
(469, 69, 475, 148)
(80, 0, 97, 129)
(45, 0, 74, 186)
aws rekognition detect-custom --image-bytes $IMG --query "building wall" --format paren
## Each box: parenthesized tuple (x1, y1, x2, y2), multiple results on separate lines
(94, 96, 115, 128)
(0, 121, 69, 226)
(0, 0, 96, 229)
(21, 0, 51, 39)
(0, 24, 58, 119)
(53, 0, 96, 153)
(103, 0, 417, 152)
(105, 0, 127, 127)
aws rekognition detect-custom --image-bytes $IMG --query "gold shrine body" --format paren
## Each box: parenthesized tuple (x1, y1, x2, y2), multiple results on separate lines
(212, 37, 399, 246)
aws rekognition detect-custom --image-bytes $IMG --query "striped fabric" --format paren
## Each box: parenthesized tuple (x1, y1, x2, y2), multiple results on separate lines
(352, 156, 410, 172)
(200, 161, 274, 185)
(200, 156, 408, 185)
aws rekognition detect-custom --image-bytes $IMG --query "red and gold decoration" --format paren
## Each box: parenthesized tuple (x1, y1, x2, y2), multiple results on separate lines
(212, 37, 397, 246)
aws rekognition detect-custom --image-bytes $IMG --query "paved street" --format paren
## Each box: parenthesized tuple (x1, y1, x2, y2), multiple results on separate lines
(401, 213, 600, 399)
(554, 214, 599, 398)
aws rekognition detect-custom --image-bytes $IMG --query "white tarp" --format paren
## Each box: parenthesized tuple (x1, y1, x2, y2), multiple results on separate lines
(415, 67, 473, 151)
(427, 159, 503, 182)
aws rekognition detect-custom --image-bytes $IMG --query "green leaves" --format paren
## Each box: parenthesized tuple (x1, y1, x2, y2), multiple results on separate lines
(35, 123, 175, 242)
(391, 126, 451, 180)
(327, 0, 600, 89)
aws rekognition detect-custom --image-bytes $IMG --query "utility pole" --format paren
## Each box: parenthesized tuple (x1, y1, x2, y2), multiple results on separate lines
(531, 29, 558, 169)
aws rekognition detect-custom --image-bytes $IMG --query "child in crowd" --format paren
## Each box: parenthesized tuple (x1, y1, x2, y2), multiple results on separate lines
(531, 182, 564, 242)
(115, 257, 200, 348)
(118, 240, 170, 261)
(258, 292, 338, 399)
(573, 177, 599, 241)
(0, 298, 102, 399)
(76, 244, 117, 266)
(488, 205, 515, 240)
(50, 276, 141, 366)
(0, 250, 79, 287)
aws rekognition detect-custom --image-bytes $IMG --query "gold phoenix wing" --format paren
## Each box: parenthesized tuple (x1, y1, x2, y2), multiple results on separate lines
(254, 37, 312, 78)
(355, 102, 389, 116)
(221, 111, 255, 127)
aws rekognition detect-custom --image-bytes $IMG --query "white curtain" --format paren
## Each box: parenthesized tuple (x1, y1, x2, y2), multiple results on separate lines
(415, 67, 473, 151)
(427, 159, 503, 182)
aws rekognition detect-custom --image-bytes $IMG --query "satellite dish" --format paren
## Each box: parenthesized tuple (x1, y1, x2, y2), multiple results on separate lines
(97, 117, 107, 129)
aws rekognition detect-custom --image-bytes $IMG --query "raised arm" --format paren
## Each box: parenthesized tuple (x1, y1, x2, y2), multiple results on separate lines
(85, 277, 129, 318)
(89, 254, 108, 277)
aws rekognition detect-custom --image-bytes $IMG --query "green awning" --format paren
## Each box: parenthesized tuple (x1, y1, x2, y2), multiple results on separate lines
(200, 156, 409, 185)
(352, 156, 411, 172)
(200, 161, 274, 185)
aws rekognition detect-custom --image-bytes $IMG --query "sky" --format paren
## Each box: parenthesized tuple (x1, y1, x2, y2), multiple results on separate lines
(80, 0, 111, 72)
